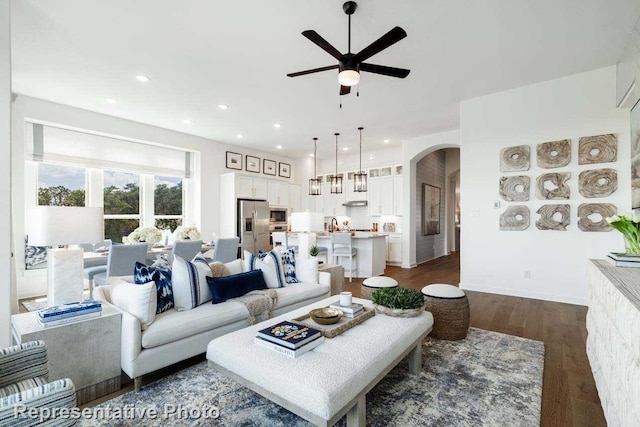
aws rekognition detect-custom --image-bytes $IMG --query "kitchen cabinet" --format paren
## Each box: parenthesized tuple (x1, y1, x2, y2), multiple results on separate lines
(237, 175, 267, 199)
(267, 181, 288, 207)
(368, 178, 394, 216)
(393, 175, 403, 216)
(288, 184, 301, 212)
(387, 234, 402, 263)
(322, 183, 346, 217)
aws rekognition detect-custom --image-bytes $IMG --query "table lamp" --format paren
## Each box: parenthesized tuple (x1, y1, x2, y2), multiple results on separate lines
(26, 206, 104, 306)
(290, 212, 324, 259)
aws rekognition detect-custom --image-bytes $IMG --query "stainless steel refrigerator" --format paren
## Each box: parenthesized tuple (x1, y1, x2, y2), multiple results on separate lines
(237, 199, 271, 255)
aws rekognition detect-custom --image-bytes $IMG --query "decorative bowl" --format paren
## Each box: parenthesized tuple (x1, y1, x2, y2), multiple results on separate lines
(309, 307, 343, 325)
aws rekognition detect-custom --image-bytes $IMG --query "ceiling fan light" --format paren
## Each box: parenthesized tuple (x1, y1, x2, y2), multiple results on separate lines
(338, 69, 360, 87)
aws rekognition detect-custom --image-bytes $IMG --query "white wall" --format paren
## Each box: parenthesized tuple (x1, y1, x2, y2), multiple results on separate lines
(401, 130, 460, 268)
(460, 66, 630, 305)
(12, 96, 294, 298)
(0, 0, 13, 347)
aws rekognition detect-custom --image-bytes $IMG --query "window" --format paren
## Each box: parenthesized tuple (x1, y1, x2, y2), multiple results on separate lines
(37, 163, 86, 206)
(104, 171, 140, 243)
(154, 176, 183, 232)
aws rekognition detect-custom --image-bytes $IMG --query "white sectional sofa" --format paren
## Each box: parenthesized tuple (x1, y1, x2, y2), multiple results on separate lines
(94, 262, 331, 391)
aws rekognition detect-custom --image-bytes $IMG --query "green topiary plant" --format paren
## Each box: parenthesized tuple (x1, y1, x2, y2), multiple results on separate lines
(371, 287, 424, 310)
(309, 245, 319, 257)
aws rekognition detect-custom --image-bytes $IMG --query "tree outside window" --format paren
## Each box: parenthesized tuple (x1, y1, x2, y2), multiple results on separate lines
(154, 176, 183, 232)
(104, 171, 140, 242)
(37, 163, 86, 206)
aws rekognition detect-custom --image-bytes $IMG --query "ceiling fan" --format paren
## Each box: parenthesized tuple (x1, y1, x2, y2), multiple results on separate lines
(287, 1, 410, 96)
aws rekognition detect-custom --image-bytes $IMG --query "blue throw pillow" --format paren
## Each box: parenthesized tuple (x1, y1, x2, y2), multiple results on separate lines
(278, 248, 299, 285)
(206, 270, 268, 304)
(134, 261, 174, 314)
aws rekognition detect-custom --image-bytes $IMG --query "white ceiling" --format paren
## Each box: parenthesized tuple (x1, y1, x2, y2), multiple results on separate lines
(10, 0, 640, 159)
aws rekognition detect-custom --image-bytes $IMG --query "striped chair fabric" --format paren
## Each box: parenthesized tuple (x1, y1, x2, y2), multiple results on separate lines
(0, 341, 77, 426)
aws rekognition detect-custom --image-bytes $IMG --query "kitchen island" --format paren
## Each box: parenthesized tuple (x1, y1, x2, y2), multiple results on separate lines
(287, 232, 386, 278)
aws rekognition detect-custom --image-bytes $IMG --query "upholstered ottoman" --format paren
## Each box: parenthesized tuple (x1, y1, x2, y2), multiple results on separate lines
(421, 284, 469, 340)
(361, 276, 398, 300)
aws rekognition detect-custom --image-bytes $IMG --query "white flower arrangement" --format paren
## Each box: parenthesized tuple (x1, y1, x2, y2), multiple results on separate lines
(173, 225, 201, 241)
(126, 226, 163, 245)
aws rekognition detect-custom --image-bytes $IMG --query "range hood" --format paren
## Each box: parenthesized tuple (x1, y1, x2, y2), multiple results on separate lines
(342, 200, 368, 207)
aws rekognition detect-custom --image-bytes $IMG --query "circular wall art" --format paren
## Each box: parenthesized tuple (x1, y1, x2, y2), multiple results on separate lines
(535, 172, 571, 200)
(578, 168, 617, 198)
(578, 134, 617, 165)
(536, 204, 570, 231)
(499, 205, 530, 231)
(536, 139, 571, 169)
(577, 203, 616, 232)
(500, 145, 530, 172)
(499, 176, 530, 201)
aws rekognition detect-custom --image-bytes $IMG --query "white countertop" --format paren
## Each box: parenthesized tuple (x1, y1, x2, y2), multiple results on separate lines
(289, 232, 387, 239)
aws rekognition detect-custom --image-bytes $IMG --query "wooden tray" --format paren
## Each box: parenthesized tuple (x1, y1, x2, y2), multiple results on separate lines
(291, 305, 375, 338)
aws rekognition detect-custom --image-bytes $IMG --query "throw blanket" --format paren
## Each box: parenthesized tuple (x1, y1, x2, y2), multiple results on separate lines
(231, 289, 278, 325)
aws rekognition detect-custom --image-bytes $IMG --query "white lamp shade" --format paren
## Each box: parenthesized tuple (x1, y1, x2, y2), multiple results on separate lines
(290, 212, 324, 233)
(27, 206, 104, 246)
(338, 69, 360, 86)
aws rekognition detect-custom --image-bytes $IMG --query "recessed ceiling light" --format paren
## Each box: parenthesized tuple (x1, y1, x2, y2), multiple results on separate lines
(383, 139, 390, 143)
(136, 75, 150, 82)
(236, 134, 244, 139)
(273, 123, 281, 129)
(276, 145, 282, 149)
(105, 98, 117, 104)
(309, 153, 314, 157)
(218, 104, 229, 110)
(343, 147, 349, 151)
(182, 119, 192, 124)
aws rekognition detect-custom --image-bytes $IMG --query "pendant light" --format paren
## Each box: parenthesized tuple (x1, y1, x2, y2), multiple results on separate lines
(354, 127, 367, 192)
(330, 133, 343, 194)
(309, 138, 321, 196)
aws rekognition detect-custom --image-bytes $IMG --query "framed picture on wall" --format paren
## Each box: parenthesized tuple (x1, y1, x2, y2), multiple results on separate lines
(226, 151, 242, 170)
(263, 159, 277, 176)
(279, 162, 291, 178)
(422, 184, 441, 236)
(246, 155, 260, 173)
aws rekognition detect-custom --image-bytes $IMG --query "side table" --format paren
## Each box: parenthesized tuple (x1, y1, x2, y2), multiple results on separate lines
(318, 263, 344, 295)
(11, 305, 122, 405)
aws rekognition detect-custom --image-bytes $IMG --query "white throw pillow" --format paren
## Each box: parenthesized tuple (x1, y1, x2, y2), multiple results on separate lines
(110, 279, 157, 330)
(225, 258, 244, 275)
(296, 258, 319, 284)
(243, 250, 282, 288)
(172, 254, 213, 310)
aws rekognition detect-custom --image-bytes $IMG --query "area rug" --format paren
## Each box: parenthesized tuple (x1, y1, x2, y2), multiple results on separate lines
(78, 328, 544, 426)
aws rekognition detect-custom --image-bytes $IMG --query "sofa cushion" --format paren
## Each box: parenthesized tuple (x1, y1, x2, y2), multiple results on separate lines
(141, 301, 249, 349)
(273, 282, 331, 311)
(225, 259, 244, 275)
(243, 250, 283, 289)
(134, 261, 174, 314)
(295, 258, 319, 284)
(207, 270, 268, 304)
(172, 254, 212, 311)
(0, 376, 47, 398)
(111, 278, 157, 330)
(274, 247, 299, 285)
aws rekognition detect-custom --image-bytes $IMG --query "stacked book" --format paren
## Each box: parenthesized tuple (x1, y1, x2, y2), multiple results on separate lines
(606, 252, 640, 268)
(255, 321, 324, 358)
(37, 301, 102, 328)
(329, 301, 364, 318)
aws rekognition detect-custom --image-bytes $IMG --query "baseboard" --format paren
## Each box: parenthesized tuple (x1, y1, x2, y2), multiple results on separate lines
(459, 282, 587, 306)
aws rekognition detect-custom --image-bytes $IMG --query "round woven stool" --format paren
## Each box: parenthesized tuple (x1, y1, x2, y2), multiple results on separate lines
(421, 284, 469, 340)
(361, 276, 398, 300)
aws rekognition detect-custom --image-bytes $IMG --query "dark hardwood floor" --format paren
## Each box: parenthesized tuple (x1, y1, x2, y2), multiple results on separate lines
(28, 252, 603, 426)
(343, 252, 605, 427)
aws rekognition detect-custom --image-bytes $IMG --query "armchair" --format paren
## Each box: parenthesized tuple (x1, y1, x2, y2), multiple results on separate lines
(0, 341, 76, 426)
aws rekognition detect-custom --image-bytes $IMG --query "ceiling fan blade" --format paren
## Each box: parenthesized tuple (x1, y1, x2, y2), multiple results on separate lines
(287, 64, 339, 78)
(340, 85, 351, 96)
(360, 63, 410, 78)
(356, 26, 407, 62)
(302, 30, 343, 61)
